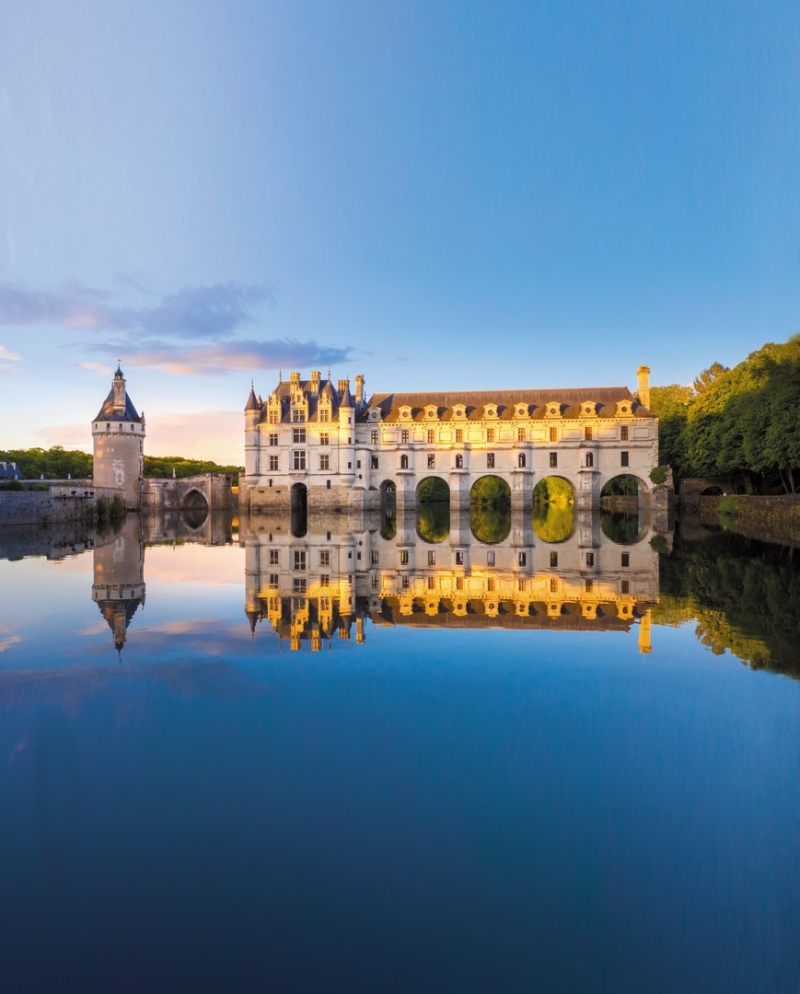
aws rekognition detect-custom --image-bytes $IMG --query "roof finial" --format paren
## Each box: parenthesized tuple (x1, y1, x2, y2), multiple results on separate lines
(327, 364, 331, 380)
(279, 369, 282, 382)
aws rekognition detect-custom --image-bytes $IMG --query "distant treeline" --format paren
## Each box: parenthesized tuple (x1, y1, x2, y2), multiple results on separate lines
(0, 447, 243, 482)
(651, 335, 800, 493)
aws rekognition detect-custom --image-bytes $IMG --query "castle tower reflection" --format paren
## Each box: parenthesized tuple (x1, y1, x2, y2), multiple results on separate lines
(91, 516, 146, 654)
(241, 507, 659, 652)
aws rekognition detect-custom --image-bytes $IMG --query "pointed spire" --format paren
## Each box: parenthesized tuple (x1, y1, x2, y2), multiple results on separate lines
(245, 383, 259, 412)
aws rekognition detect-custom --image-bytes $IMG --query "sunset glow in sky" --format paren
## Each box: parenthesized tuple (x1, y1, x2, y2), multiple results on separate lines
(1, 1, 798, 464)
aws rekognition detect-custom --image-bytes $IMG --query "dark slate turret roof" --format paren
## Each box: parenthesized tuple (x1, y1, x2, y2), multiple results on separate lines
(245, 386, 259, 411)
(364, 387, 653, 422)
(94, 388, 143, 423)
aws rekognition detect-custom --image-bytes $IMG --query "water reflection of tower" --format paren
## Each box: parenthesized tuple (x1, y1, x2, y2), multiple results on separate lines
(91, 516, 145, 655)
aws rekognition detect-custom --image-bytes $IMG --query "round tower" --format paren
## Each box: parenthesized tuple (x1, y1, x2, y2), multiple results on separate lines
(92, 365, 145, 509)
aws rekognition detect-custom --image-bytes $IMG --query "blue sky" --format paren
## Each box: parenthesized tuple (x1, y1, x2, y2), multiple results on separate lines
(1, 0, 798, 463)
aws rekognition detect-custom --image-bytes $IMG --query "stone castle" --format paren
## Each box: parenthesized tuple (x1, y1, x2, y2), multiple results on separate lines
(239, 367, 658, 513)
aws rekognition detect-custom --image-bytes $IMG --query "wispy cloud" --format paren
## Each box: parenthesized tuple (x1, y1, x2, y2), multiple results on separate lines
(0, 279, 272, 338)
(77, 361, 112, 376)
(0, 345, 21, 361)
(96, 338, 354, 376)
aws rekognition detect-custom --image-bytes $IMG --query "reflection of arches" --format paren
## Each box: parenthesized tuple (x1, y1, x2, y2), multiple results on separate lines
(181, 489, 209, 529)
(600, 510, 648, 545)
(290, 483, 307, 538)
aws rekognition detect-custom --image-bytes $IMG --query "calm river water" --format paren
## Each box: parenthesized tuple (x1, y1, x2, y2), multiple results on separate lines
(1, 507, 798, 993)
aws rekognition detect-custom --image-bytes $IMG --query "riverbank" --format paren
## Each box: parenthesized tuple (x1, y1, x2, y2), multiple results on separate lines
(702, 494, 800, 548)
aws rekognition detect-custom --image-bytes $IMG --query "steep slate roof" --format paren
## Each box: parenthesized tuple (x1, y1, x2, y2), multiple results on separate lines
(259, 378, 356, 424)
(93, 388, 143, 423)
(364, 387, 653, 422)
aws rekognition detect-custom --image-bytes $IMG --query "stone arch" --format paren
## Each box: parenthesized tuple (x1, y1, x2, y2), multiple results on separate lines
(416, 476, 450, 543)
(380, 479, 396, 495)
(700, 485, 724, 496)
(416, 476, 450, 503)
(181, 488, 208, 529)
(600, 473, 646, 499)
(290, 482, 308, 538)
(532, 476, 575, 543)
(470, 475, 511, 505)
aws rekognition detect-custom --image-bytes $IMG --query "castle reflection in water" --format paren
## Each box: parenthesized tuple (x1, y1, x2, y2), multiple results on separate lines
(86, 502, 659, 656)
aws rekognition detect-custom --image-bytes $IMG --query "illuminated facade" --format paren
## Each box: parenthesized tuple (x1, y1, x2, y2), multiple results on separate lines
(240, 367, 658, 513)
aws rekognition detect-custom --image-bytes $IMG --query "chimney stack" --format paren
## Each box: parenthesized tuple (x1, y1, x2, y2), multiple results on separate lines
(355, 374, 364, 405)
(310, 370, 320, 392)
(637, 366, 651, 409)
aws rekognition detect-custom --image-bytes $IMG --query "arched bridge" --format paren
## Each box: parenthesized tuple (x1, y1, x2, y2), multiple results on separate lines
(139, 474, 233, 514)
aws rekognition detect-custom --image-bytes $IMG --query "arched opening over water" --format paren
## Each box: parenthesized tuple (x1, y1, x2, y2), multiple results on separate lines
(290, 483, 308, 538)
(416, 476, 450, 543)
(181, 489, 209, 530)
(700, 486, 724, 496)
(532, 476, 575, 543)
(600, 475, 647, 543)
(470, 475, 511, 544)
(380, 480, 397, 540)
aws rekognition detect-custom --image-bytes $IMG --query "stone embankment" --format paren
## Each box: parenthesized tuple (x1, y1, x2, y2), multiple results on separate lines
(0, 485, 120, 527)
(709, 494, 800, 547)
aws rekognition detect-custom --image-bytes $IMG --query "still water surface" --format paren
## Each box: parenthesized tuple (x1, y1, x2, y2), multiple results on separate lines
(1, 509, 798, 992)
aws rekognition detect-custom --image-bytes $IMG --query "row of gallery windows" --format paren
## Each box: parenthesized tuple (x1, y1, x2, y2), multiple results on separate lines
(265, 450, 632, 472)
(265, 426, 632, 446)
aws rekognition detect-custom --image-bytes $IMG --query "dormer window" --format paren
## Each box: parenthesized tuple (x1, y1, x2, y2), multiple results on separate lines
(424, 405, 438, 420)
(453, 405, 466, 419)
(369, 408, 381, 421)
(399, 406, 412, 420)
(484, 404, 498, 419)
(615, 401, 632, 417)
(582, 402, 597, 418)
(292, 408, 306, 423)
(515, 404, 528, 418)
(545, 402, 562, 419)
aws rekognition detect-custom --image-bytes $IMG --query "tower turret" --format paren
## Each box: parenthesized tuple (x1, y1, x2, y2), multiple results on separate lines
(92, 365, 145, 509)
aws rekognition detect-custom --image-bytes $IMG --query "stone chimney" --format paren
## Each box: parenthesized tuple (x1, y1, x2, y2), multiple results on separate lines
(355, 374, 364, 405)
(290, 371, 301, 385)
(310, 370, 320, 393)
(338, 378, 349, 395)
(637, 366, 651, 409)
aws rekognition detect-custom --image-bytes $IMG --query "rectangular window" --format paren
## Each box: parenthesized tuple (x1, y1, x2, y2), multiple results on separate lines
(455, 428, 463, 443)
(319, 454, 330, 471)
(356, 460, 361, 469)
(320, 432, 329, 446)
(428, 551, 436, 566)
(487, 551, 495, 567)
(550, 552, 558, 568)
(400, 550, 409, 565)
(320, 550, 330, 566)
(584, 427, 593, 441)
(371, 455, 379, 470)
(268, 433, 278, 447)
(372, 574, 380, 589)
(428, 454, 435, 469)
(401, 574, 410, 590)
(269, 455, 279, 471)
(319, 409, 330, 423)
(550, 577, 558, 593)
(518, 552, 527, 567)
(486, 428, 495, 443)
(586, 552, 594, 567)
(371, 550, 379, 565)
(268, 573, 279, 588)
(268, 410, 279, 424)
(549, 452, 557, 468)
(320, 597, 330, 611)
(455, 551, 464, 565)
(293, 551, 306, 570)
(456, 577, 464, 591)
(620, 425, 629, 441)
(549, 426, 557, 442)
(269, 549, 279, 565)
(401, 429, 409, 444)
(428, 576, 436, 590)
(292, 409, 305, 423)
(371, 430, 379, 445)
(621, 580, 630, 594)
(517, 427, 525, 442)
(585, 579, 593, 593)
(320, 574, 330, 588)
(487, 453, 495, 469)
(292, 578, 307, 594)
(487, 578, 495, 592)
(427, 429, 435, 444)
(292, 428, 306, 444)
(621, 451, 629, 467)
(293, 450, 306, 470)
(621, 552, 630, 567)
(518, 578, 526, 592)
